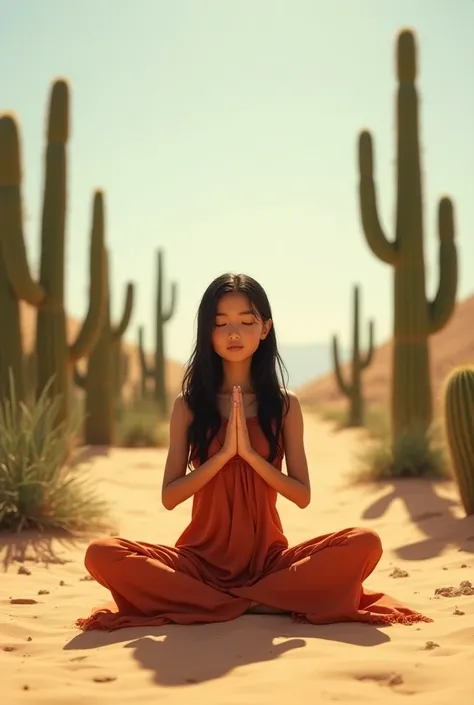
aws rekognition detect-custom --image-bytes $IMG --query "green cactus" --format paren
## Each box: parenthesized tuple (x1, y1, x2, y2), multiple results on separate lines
(75, 248, 134, 445)
(443, 366, 474, 516)
(0, 115, 27, 402)
(0, 80, 106, 424)
(358, 28, 458, 444)
(139, 249, 177, 416)
(332, 285, 374, 427)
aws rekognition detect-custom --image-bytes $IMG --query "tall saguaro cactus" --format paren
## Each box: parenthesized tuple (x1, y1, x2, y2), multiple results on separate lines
(0, 80, 106, 424)
(0, 116, 27, 402)
(332, 285, 374, 427)
(358, 28, 458, 443)
(75, 247, 134, 445)
(139, 249, 177, 416)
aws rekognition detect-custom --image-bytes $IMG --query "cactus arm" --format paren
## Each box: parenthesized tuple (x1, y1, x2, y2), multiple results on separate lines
(112, 282, 134, 340)
(428, 197, 458, 335)
(69, 192, 106, 363)
(163, 281, 177, 322)
(138, 326, 153, 377)
(73, 365, 86, 389)
(361, 320, 375, 369)
(358, 131, 398, 266)
(332, 335, 352, 398)
(0, 116, 46, 307)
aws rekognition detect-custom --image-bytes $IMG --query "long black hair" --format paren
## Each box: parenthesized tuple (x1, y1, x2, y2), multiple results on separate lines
(182, 273, 290, 467)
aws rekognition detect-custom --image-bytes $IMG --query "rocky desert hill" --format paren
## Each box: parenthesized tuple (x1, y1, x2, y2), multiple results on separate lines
(297, 293, 474, 414)
(19, 301, 185, 403)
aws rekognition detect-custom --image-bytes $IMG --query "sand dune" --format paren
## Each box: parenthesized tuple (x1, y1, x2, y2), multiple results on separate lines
(298, 293, 474, 412)
(1, 413, 473, 704)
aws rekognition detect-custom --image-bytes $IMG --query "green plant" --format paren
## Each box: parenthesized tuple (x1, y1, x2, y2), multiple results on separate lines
(117, 399, 169, 448)
(332, 285, 374, 427)
(74, 247, 134, 445)
(0, 117, 26, 402)
(0, 81, 106, 427)
(139, 249, 177, 417)
(443, 366, 474, 515)
(0, 373, 111, 534)
(358, 28, 458, 446)
(353, 421, 448, 483)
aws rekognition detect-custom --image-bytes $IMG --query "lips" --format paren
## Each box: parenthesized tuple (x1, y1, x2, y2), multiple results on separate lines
(227, 345, 243, 350)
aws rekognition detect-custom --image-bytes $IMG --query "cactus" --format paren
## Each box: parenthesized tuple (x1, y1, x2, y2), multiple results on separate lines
(443, 366, 474, 515)
(0, 115, 27, 402)
(358, 29, 458, 444)
(332, 285, 374, 427)
(0, 80, 106, 424)
(75, 248, 134, 445)
(139, 249, 177, 416)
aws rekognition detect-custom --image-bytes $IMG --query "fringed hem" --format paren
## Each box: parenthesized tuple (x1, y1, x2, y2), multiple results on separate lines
(291, 610, 433, 626)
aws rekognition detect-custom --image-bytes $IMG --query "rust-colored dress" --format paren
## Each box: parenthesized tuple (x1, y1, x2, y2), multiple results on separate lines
(76, 415, 431, 631)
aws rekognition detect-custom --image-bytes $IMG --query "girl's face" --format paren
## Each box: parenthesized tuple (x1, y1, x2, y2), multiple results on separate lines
(211, 292, 272, 362)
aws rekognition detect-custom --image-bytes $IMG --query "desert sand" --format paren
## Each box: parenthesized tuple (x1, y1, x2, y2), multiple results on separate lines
(1, 412, 474, 705)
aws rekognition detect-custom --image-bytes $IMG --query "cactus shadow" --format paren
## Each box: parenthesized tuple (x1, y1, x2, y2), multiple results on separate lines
(0, 527, 84, 571)
(361, 479, 474, 560)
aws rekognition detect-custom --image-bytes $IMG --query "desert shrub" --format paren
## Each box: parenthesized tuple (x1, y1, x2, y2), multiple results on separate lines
(117, 399, 169, 448)
(352, 420, 449, 482)
(0, 374, 111, 534)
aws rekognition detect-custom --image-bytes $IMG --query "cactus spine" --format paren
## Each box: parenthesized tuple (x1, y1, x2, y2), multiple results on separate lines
(75, 247, 134, 445)
(0, 116, 27, 401)
(443, 367, 474, 516)
(332, 285, 374, 427)
(0, 80, 106, 424)
(358, 29, 458, 444)
(139, 249, 177, 416)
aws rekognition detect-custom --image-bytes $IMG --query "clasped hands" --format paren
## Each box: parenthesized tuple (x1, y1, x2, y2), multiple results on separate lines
(221, 385, 254, 462)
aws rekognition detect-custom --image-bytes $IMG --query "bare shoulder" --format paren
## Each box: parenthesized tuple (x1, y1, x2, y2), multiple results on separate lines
(281, 389, 303, 423)
(171, 393, 193, 425)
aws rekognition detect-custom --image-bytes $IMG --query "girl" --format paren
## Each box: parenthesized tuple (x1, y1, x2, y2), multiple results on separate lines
(76, 273, 431, 631)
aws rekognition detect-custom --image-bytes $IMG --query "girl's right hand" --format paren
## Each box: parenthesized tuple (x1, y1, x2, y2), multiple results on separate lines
(221, 386, 238, 459)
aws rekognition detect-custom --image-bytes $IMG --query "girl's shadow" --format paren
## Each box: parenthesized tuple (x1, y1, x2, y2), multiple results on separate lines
(65, 615, 389, 686)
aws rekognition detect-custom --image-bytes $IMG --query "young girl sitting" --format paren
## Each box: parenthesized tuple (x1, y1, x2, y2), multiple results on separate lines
(76, 273, 431, 631)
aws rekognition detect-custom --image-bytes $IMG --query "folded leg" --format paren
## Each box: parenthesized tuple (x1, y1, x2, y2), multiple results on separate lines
(76, 536, 250, 631)
(233, 527, 432, 626)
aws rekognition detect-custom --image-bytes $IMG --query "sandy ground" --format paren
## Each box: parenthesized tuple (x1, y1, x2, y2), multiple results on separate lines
(1, 413, 474, 705)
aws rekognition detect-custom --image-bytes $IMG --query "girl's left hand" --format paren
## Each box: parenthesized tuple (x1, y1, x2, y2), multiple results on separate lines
(236, 387, 254, 461)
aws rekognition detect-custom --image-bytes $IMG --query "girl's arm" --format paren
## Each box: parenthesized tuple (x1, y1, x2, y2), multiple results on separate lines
(244, 392, 311, 509)
(161, 395, 232, 510)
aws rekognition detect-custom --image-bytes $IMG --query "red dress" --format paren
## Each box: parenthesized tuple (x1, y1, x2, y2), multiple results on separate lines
(76, 415, 432, 631)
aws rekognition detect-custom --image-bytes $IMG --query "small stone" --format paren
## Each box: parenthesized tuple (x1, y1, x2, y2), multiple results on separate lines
(453, 606, 465, 616)
(389, 567, 409, 578)
(93, 675, 117, 683)
(17, 565, 31, 576)
(38, 589, 49, 595)
(388, 673, 403, 686)
(424, 640, 439, 650)
(27, 636, 32, 642)
(10, 598, 38, 605)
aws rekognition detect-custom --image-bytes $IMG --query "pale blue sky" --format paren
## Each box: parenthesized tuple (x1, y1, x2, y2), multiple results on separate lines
(1, 0, 473, 365)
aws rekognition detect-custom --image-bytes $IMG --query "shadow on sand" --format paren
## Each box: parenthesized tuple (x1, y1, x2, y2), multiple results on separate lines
(64, 615, 390, 686)
(0, 527, 89, 571)
(361, 479, 474, 560)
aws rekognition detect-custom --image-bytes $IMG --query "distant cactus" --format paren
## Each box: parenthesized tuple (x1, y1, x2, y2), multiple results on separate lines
(358, 28, 458, 444)
(139, 249, 177, 416)
(332, 285, 374, 427)
(443, 366, 474, 516)
(0, 80, 106, 424)
(75, 248, 134, 445)
(0, 116, 27, 401)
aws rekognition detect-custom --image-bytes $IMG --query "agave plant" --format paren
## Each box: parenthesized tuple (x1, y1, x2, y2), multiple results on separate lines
(0, 372, 111, 533)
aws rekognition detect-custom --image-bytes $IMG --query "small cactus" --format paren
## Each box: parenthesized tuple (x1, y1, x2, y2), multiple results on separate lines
(332, 285, 374, 427)
(358, 28, 458, 445)
(443, 366, 474, 516)
(139, 249, 177, 416)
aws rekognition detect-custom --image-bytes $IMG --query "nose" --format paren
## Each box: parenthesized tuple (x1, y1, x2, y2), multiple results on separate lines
(228, 327, 240, 340)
